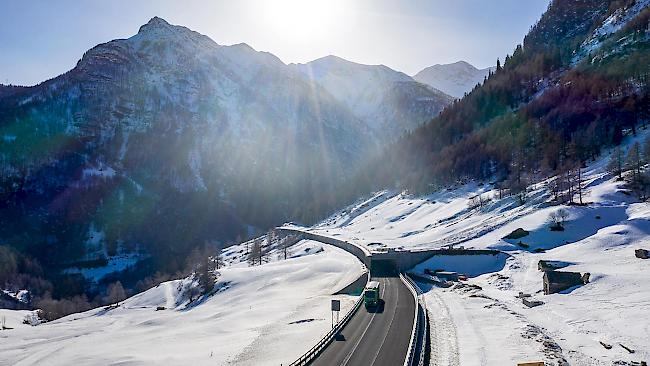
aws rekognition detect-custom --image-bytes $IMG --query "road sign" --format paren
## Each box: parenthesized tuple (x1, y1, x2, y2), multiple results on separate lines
(331, 299, 340, 311)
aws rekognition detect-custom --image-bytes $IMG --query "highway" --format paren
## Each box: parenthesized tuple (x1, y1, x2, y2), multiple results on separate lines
(309, 275, 416, 366)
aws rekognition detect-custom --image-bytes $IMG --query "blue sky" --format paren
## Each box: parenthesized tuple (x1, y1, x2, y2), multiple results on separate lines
(1, 0, 550, 86)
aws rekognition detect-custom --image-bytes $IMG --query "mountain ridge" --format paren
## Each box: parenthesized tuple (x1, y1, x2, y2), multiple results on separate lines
(292, 55, 453, 136)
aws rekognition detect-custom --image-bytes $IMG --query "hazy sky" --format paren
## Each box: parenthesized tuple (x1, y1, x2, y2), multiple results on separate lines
(1, 0, 550, 86)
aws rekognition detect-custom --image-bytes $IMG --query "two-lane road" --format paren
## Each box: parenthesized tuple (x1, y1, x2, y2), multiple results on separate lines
(310, 276, 416, 366)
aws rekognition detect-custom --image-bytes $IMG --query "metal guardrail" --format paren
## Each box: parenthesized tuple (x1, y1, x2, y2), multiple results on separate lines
(401, 273, 428, 366)
(400, 273, 419, 366)
(288, 271, 370, 366)
(415, 291, 428, 366)
(418, 299, 429, 366)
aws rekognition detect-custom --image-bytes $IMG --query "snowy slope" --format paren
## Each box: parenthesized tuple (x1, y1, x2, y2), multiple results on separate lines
(0, 240, 364, 366)
(572, 0, 650, 65)
(413, 61, 494, 98)
(311, 130, 650, 365)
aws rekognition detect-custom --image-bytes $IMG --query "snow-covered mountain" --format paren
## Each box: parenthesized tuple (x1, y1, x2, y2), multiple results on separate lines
(413, 61, 494, 98)
(292, 56, 453, 137)
(0, 17, 450, 284)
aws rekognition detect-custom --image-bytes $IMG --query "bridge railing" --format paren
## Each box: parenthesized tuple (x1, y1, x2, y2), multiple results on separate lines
(288, 270, 370, 366)
(277, 227, 372, 267)
(400, 273, 429, 366)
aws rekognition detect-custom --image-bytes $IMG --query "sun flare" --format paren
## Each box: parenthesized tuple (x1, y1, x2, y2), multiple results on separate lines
(261, 0, 344, 42)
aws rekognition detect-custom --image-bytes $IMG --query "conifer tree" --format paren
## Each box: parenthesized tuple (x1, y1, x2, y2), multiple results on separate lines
(197, 254, 216, 295)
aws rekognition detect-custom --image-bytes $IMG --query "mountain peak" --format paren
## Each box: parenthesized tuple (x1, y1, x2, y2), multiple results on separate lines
(413, 61, 492, 98)
(449, 60, 477, 71)
(427, 61, 477, 72)
(138, 16, 173, 34)
(305, 55, 404, 77)
(309, 55, 354, 67)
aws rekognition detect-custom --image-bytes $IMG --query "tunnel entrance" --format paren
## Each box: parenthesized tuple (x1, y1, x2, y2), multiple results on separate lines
(371, 259, 399, 277)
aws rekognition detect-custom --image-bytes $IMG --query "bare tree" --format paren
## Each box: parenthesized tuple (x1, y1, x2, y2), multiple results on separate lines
(267, 229, 276, 248)
(608, 145, 624, 180)
(627, 142, 643, 182)
(214, 245, 224, 270)
(638, 172, 650, 201)
(575, 163, 585, 205)
(627, 141, 650, 200)
(548, 208, 569, 230)
(507, 174, 528, 205)
(548, 211, 560, 227)
(547, 176, 561, 202)
(469, 193, 492, 209)
(563, 164, 576, 204)
(261, 239, 271, 264)
(104, 281, 127, 305)
(280, 237, 292, 260)
(248, 238, 262, 266)
(495, 181, 507, 200)
(558, 208, 569, 224)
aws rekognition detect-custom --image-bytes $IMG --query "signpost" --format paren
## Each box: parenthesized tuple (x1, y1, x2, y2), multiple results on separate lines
(331, 299, 340, 328)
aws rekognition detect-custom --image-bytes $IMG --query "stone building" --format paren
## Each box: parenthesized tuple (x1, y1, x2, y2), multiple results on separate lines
(543, 271, 589, 295)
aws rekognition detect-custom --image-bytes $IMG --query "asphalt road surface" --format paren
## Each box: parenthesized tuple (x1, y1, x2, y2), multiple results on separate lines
(310, 276, 416, 366)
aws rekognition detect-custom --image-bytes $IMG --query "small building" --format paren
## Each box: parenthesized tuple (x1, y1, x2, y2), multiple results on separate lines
(635, 249, 649, 259)
(543, 271, 589, 295)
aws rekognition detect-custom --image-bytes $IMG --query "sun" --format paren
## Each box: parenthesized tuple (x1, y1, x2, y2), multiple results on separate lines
(261, 0, 344, 42)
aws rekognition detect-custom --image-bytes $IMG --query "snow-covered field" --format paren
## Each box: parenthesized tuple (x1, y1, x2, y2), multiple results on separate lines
(0, 240, 364, 366)
(306, 131, 650, 365)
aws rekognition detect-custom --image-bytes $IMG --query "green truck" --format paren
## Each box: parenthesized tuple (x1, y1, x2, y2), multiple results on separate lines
(364, 281, 381, 308)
